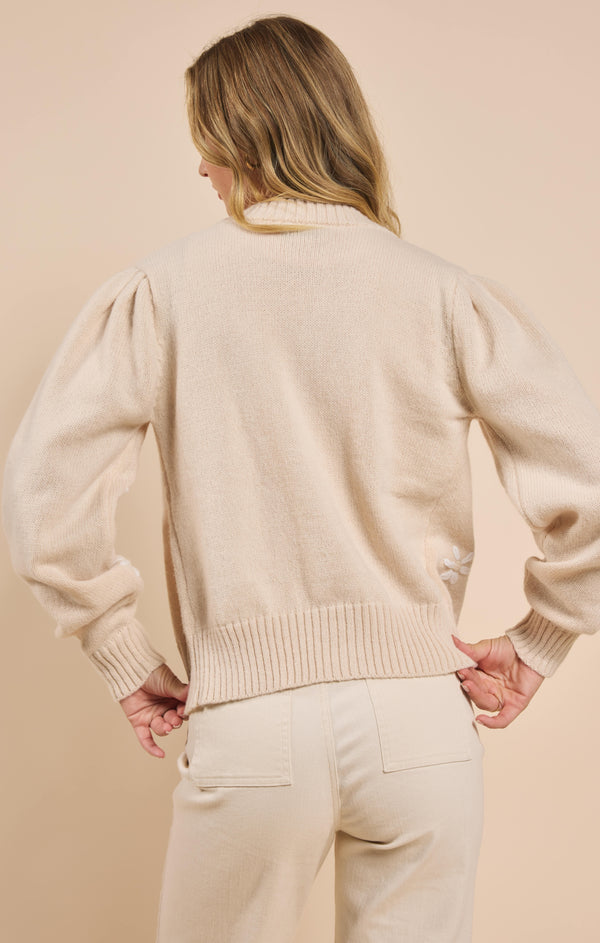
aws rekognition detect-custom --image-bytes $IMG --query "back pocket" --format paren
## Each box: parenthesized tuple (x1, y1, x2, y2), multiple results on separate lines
(183, 688, 293, 787)
(365, 674, 480, 772)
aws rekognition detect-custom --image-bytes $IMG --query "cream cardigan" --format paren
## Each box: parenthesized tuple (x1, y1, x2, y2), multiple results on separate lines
(3, 198, 600, 712)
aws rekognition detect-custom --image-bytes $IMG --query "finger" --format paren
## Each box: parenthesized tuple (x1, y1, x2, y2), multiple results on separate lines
(136, 724, 165, 759)
(150, 714, 173, 737)
(152, 709, 185, 733)
(457, 666, 485, 684)
(163, 708, 182, 728)
(460, 679, 504, 714)
(475, 701, 521, 729)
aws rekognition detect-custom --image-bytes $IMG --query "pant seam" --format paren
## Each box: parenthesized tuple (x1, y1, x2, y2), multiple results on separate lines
(319, 683, 342, 831)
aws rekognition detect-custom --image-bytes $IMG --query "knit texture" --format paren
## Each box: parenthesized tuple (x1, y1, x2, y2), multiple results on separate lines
(3, 198, 600, 711)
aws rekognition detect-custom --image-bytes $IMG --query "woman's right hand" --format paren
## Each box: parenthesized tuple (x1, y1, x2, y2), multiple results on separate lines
(118, 663, 189, 758)
(451, 633, 545, 729)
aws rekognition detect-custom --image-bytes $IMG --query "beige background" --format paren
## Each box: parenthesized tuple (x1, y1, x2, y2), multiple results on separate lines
(2, 2, 599, 940)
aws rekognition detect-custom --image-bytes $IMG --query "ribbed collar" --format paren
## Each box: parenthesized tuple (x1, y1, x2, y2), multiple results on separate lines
(243, 197, 373, 227)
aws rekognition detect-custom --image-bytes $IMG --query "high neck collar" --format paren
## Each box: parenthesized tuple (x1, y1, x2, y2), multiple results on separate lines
(242, 197, 374, 227)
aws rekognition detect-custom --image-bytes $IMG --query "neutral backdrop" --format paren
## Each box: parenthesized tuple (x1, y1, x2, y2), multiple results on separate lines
(2, 2, 599, 941)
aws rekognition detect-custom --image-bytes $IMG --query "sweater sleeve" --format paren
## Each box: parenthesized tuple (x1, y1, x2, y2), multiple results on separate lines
(450, 268, 600, 677)
(1, 266, 167, 701)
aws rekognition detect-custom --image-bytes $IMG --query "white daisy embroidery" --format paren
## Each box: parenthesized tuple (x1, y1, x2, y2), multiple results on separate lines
(439, 545, 473, 584)
(111, 555, 140, 578)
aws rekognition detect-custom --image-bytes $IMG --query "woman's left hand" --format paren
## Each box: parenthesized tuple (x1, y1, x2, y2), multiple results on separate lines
(451, 633, 545, 728)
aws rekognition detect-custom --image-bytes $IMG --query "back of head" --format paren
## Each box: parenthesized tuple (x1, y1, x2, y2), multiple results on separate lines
(184, 14, 402, 236)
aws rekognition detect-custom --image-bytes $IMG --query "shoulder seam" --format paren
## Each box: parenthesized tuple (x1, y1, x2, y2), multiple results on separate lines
(134, 267, 165, 423)
(448, 270, 478, 419)
(451, 270, 543, 532)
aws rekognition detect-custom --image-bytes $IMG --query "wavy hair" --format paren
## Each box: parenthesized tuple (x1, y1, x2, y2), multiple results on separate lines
(184, 14, 402, 236)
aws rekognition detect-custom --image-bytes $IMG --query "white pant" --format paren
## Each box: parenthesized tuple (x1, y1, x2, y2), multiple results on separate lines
(155, 673, 485, 942)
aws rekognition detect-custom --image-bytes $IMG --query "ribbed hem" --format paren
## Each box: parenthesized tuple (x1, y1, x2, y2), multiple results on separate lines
(87, 620, 167, 701)
(505, 608, 579, 677)
(183, 600, 478, 711)
(243, 198, 372, 227)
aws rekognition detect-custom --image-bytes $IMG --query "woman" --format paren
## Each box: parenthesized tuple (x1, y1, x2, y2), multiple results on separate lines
(3, 13, 600, 943)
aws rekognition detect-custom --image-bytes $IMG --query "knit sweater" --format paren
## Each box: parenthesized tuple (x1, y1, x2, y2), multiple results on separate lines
(3, 197, 600, 713)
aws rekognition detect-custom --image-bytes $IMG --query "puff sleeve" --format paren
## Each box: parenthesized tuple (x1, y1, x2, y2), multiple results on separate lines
(1, 266, 167, 700)
(450, 269, 600, 676)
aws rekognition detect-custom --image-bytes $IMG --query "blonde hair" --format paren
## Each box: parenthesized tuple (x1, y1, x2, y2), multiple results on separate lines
(184, 14, 402, 236)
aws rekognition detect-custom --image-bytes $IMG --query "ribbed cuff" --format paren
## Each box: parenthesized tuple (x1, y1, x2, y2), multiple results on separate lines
(505, 608, 579, 677)
(87, 619, 167, 701)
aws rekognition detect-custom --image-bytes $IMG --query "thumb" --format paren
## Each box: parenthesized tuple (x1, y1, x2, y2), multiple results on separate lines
(148, 663, 189, 701)
(451, 634, 491, 663)
(170, 677, 189, 701)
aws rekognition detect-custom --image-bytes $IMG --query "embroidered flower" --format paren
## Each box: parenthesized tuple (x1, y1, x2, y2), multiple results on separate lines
(439, 545, 473, 584)
(111, 555, 140, 578)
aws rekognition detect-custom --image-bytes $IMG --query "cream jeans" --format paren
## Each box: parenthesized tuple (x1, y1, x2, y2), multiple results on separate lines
(155, 673, 484, 943)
